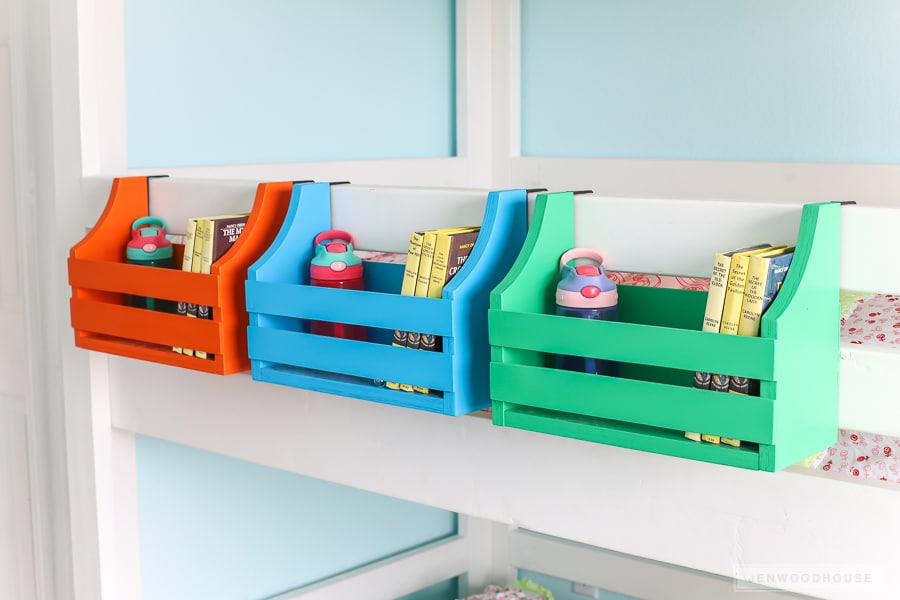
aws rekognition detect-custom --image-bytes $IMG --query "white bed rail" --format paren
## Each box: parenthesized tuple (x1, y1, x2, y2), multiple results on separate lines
(270, 535, 468, 600)
(840, 205, 899, 293)
(837, 204, 900, 437)
(269, 517, 500, 600)
(509, 529, 811, 600)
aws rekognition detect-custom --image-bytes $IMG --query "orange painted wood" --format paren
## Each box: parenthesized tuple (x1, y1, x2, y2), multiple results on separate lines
(68, 176, 293, 375)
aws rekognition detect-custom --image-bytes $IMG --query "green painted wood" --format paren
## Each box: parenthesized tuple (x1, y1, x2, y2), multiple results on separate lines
(503, 407, 762, 470)
(616, 285, 707, 329)
(761, 202, 841, 470)
(489, 193, 841, 472)
(489, 309, 776, 379)
(491, 363, 774, 442)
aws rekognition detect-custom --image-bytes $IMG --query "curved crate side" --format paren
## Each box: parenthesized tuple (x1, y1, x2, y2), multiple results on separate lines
(490, 191, 574, 315)
(444, 188, 528, 414)
(246, 181, 331, 340)
(759, 202, 841, 470)
(70, 176, 150, 262)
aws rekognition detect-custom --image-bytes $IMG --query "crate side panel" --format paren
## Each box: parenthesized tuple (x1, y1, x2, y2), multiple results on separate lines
(446, 189, 529, 414)
(763, 203, 842, 469)
(490, 192, 574, 315)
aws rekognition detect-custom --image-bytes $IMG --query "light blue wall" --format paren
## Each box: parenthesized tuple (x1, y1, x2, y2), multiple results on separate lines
(521, 0, 900, 163)
(136, 436, 457, 600)
(124, 0, 456, 167)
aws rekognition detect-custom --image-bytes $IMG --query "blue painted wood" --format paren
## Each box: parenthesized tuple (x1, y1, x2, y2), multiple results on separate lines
(248, 327, 454, 390)
(246, 282, 454, 334)
(255, 365, 455, 414)
(246, 182, 529, 416)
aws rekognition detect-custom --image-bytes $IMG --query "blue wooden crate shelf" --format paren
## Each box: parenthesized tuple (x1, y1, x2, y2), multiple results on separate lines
(246, 181, 528, 415)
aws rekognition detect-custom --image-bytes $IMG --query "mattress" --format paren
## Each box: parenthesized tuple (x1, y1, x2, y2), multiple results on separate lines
(806, 292, 900, 483)
(605, 281, 900, 483)
(840, 292, 900, 348)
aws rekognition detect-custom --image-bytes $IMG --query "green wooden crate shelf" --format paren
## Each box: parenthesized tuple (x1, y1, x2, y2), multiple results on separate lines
(488, 191, 841, 471)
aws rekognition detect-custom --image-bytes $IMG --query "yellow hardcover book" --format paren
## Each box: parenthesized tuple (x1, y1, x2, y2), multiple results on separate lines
(386, 230, 426, 391)
(191, 218, 212, 359)
(182, 218, 210, 356)
(194, 213, 251, 360)
(406, 226, 479, 393)
(413, 230, 441, 298)
(174, 217, 199, 355)
(701, 245, 781, 444)
(719, 245, 785, 336)
(736, 246, 796, 339)
(410, 226, 480, 394)
(427, 227, 480, 298)
(721, 246, 796, 447)
(198, 213, 250, 275)
(413, 226, 479, 299)
(686, 243, 771, 443)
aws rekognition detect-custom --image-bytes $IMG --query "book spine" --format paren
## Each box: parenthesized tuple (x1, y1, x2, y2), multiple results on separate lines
(427, 233, 455, 300)
(736, 256, 770, 339)
(723, 253, 773, 412)
(761, 257, 793, 309)
(174, 218, 198, 354)
(386, 230, 425, 391)
(183, 218, 209, 356)
(427, 229, 479, 298)
(207, 215, 250, 267)
(719, 254, 754, 335)
(703, 253, 757, 443)
(413, 230, 439, 299)
(412, 228, 480, 394)
(198, 214, 250, 360)
(406, 230, 439, 392)
(727, 250, 794, 414)
(194, 218, 213, 359)
(702, 252, 732, 333)
(686, 251, 732, 442)
(719, 254, 767, 446)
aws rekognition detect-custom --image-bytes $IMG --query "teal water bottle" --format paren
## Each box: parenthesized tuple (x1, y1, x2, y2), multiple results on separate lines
(126, 216, 175, 312)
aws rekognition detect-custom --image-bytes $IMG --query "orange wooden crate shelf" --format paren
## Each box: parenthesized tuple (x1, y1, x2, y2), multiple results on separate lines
(68, 176, 293, 374)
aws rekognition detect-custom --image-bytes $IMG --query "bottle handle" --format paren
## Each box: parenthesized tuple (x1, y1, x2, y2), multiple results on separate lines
(314, 229, 353, 247)
(559, 248, 604, 271)
(131, 216, 167, 232)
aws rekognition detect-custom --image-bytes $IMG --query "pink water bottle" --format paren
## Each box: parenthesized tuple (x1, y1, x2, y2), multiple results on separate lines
(309, 230, 366, 340)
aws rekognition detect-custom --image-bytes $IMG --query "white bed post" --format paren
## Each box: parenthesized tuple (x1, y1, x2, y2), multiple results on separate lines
(456, 516, 514, 596)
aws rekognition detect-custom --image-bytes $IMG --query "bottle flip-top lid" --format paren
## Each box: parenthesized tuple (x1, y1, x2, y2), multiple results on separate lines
(126, 216, 173, 262)
(310, 229, 363, 280)
(556, 248, 617, 309)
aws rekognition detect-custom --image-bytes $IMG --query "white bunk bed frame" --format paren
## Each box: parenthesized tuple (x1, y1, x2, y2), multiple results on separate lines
(8, 1, 900, 600)
(100, 181, 898, 600)
(272, 519, 812, 600)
